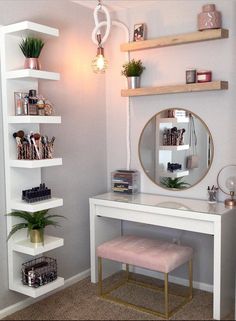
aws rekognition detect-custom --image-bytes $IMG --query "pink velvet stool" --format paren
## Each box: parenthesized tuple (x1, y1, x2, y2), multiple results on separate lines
(97, 235, 193, 319)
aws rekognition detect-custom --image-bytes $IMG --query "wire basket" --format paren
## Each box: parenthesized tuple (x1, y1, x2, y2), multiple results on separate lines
(22, 256, 57, 288)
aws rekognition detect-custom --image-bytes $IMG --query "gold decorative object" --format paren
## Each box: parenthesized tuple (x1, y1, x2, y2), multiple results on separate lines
(217, 165, 236, 207)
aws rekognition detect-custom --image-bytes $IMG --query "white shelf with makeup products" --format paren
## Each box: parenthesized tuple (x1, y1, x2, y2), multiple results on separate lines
(0, 21, 64, 297)
(157, 114, 190, 180)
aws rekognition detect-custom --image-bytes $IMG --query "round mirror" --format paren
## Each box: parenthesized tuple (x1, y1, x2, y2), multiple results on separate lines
(139, 108, 214, 190)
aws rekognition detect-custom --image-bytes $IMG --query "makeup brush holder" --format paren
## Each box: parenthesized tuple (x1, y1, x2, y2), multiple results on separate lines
(16, 141, 54, 160)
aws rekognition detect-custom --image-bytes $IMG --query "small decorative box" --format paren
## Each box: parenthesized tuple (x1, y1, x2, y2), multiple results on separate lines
(111, 170, 140, 194)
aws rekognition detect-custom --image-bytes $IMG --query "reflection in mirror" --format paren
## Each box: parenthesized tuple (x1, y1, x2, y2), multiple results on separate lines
(139, 108, 214, 190)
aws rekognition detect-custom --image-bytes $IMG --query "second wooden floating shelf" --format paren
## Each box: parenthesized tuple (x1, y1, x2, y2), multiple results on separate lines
(121, 81, 228, 97)
(120, 28, 229, 52)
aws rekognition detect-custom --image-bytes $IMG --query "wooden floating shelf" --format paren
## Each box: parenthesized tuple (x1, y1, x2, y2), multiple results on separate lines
(12, 235, 64, 256)
(12, 277, 64, 298)
(120, 28, 229, 52)
(121, 81, 228, 97)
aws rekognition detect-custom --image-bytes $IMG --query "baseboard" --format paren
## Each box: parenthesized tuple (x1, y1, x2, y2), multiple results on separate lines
(0, 268, 91, 320)
(131, 266, 213, 293)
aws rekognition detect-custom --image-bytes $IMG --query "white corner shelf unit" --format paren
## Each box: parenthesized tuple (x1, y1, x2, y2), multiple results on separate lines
(0, 21, 64, 297)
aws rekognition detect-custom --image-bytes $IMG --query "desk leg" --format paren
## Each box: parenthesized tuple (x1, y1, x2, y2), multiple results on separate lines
(90, 202, 122, 283)
(214, 214, 236, 320)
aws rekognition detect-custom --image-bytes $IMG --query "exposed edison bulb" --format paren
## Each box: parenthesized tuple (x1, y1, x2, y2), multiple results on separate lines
(225, 176, 236, 192)
(91, 47, 108, 73)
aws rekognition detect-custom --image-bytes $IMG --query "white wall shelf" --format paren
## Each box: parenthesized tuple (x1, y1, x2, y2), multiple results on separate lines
(1, 21, 64, 298)
(12, 235, 64, 255)
(159, 170, 189, 178)
(11, 197, 63, 212)
(8, 115, 61, 124)
(10, 158, 62, 168)
(159, 145, 189, 151)
(12, 277, 64, 298)
(5, 69, 60, 80)
(2, 21, 59, 37)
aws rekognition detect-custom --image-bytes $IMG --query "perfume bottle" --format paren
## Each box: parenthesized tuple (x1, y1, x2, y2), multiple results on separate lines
(15, 92, 24, 115)
(28, 89, 38, 115)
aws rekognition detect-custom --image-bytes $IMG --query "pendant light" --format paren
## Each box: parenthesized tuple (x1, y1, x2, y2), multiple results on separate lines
(91, 0, 111, 73)
(91, 34, 108, 74)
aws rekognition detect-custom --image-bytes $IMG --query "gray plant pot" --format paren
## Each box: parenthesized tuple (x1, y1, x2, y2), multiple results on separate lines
(127, 76, 141, 89)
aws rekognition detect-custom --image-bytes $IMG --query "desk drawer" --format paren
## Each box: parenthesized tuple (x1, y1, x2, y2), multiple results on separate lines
(96, 205, 214, 235)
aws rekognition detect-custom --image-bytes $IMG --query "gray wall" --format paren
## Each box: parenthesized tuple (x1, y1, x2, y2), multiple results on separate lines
(0, 0, 107, 310)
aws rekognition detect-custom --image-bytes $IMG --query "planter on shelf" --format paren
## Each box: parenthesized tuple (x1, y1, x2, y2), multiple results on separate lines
(19, 37, 44, 70)
(6, 209, 66, 244)
(30, 229, 44, 243)
(121, 59, 145, 89)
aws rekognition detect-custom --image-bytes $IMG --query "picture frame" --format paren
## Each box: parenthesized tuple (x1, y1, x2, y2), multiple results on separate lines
(133, 23, 146, 42)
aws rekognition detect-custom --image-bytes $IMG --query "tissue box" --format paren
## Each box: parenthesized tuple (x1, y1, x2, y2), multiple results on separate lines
(111, 170, 140, 194)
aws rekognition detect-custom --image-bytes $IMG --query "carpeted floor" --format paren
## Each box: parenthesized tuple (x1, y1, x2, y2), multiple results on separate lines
(4, 273, 235, 320)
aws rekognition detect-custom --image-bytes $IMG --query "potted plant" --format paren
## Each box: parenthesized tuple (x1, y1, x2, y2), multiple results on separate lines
(19, 37, 44, 70)
(121, 59, 145, 89)
(6, 209, 65, 244)
(160, 177, 191, 189)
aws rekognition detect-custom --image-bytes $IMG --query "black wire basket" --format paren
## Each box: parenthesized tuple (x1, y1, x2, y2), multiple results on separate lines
(22, 256, 57, 288)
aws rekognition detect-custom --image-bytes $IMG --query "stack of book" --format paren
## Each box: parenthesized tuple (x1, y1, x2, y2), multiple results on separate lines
(111, 170, 140, 194)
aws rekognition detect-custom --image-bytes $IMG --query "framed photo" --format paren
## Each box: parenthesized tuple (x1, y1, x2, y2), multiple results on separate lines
(133, 23, 146, 42)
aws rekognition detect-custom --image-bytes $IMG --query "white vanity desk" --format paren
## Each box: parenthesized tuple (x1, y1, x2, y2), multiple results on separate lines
(89, 192, 236, 320)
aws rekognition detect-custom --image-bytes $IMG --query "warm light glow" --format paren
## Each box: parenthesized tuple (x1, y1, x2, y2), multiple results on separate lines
(225, 176, 236, 192)
(91, 47, 108, 73)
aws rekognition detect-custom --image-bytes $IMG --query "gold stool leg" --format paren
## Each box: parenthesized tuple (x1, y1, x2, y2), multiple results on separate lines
(125, 264, 129, 281)
(189, 259, 193, 300)
(164, 273, 169, 319)
(98, 257, 103, 296)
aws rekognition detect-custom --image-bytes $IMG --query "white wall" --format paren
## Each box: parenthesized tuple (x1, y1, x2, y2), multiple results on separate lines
(0, 0, 107, 311)
(106, 0, 236, 285)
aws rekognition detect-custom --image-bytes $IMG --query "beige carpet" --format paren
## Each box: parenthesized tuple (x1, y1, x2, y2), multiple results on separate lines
(4, 273, 235, 320)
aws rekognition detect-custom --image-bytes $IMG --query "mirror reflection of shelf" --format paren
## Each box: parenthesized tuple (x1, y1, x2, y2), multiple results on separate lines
(159, 170, 189, 178)
(159, 144, 189, 151)
(159, 117, 189, 124)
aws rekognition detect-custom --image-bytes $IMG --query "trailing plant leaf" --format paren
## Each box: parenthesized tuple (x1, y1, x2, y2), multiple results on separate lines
(160, 177, 191, 189)
(6, 209, 66, 241)
(7, 223, 28, 241)
(19, 37, 44, 58)
(121, 59, 145, 77)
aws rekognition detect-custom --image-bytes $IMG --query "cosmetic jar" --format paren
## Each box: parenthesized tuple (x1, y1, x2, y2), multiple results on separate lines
(197, 70, 212, 83)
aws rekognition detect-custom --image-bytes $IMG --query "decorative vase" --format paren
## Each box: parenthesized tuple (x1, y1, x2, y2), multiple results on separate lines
(30, 229, 44, 243)
(198, 4, 222, 31)
(24, 58, 41, 70)
(127, 76, 141, 89)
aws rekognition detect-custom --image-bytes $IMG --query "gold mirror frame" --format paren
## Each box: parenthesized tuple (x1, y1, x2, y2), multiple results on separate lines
(138, 108, 214, 191)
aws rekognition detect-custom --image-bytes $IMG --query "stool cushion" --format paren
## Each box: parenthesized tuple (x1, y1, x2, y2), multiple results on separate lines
(97, 235, 193, 273)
